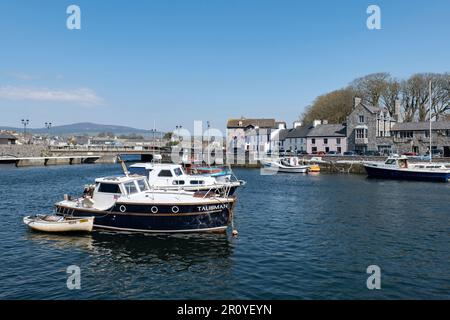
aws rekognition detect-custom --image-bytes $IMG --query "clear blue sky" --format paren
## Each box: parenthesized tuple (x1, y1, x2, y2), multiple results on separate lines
(1, 0, 449, 132)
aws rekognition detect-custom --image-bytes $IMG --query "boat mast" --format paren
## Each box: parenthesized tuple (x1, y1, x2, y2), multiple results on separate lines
(429, 80, 432, 163)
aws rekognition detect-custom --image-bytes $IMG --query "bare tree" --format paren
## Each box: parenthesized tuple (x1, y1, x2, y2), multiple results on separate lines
(350, 73, 390, 106)
(381, 78, 401, 115)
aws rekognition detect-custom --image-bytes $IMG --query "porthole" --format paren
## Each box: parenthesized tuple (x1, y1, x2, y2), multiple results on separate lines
(151, 206, 158, 214)
(119, 205, 126, 213)
(171, 206, 179, 214)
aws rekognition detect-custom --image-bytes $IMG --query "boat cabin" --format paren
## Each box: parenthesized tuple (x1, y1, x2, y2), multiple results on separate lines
(90, 176, 150, 210)
(384, 156, 409, 168)
(128, 163, 214, 187)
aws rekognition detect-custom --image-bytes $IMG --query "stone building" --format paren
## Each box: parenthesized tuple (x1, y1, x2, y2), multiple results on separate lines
(346, 97, 399, 154)
(391, 121, 450, 156)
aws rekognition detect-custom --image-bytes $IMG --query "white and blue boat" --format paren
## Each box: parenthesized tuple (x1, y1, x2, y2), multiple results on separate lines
(54, 174, 237, 233)
(364, 156, 450, 182)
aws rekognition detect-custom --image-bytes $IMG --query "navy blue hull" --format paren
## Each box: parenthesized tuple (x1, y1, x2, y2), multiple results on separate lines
(364, 165, 449, 182)
(55, 203, 233, 233)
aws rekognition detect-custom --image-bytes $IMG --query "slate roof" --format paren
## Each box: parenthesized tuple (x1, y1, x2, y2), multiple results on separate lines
(0, 133, 17, 140)
(306, 124, 347, 137)
(392, 121, 450, 131)
(280, 126, 312, 140)
(227, 118, 277, 129)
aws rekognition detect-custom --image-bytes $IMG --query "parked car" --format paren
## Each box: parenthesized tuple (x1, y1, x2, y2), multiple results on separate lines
(425, 149, 443, 158)
(326, 151, 340, 156)
(296, 150, 308, 156)
(363, 150, 381, 156)
(316, 151, 326, 156)
(343, 151, 357, 156)
(403, 152, 418, 157)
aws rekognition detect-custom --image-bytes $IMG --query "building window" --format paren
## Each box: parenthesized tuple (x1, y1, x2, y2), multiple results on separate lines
(337, 147, 341, 153)
(324, 138, 328, 144)
(311, 138, 316, 144)
(336, 138, 341, 145)
(425, 130, 430, 138)
(399, 131, 414, 139)
(358, 115, 365, 123)
(312, 147, 317, 153)
(356, 129, 367, 139)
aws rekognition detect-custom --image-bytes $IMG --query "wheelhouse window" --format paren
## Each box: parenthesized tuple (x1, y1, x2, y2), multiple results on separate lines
(98, 183, 121, 194)
(128, 167, 150, 176)
(158, 170, 173, 177)
(190, 180, 205, 185)
(136, 179, 149, 192)
(174, 168, 183, 176)
(173, 180, 185, 185)
(123, 182, 138, 194)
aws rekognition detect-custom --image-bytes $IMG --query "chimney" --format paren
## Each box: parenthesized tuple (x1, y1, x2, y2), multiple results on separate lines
(394, 100, 402, 123)
(312, 120, 322, 127)
(293, 121, 302, 128)
(354, 97, 362, 109)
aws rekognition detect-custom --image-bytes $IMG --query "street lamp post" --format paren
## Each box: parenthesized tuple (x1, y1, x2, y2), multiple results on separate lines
(45, 122, 52, 145)
(21, 119, 29, 144)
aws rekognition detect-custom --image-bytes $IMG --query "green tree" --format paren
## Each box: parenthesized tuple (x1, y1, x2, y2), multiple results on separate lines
(301, 87, 356, 124)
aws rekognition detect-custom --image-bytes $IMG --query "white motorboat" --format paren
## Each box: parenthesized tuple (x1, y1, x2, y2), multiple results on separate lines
(261, 157, 311, 173)
(128, 162, 245, 195)
(23, 214, 94, 233)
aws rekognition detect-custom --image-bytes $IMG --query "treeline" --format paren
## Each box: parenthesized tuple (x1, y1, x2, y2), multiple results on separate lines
(301, 72, 450, 124)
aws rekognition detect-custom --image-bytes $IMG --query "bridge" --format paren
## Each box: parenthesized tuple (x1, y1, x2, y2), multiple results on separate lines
(48, 145, 173, 162)
(0, 155, 101, 167)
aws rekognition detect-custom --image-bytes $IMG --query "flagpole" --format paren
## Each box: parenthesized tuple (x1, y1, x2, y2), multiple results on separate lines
(429, 80, 432, 163)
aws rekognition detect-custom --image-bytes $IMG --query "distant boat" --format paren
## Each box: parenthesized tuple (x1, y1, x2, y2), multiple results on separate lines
(23, 215, 94, 232)
(363, 156, 450, 182)
(128, 162, 245, 194)
(261, 157, 311, 173)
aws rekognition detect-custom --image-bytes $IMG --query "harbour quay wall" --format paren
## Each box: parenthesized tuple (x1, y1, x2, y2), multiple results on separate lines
(0, 145, 46, 158)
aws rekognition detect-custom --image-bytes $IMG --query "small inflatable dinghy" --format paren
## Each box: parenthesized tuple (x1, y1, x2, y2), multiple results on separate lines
(23, 214, 94, 233)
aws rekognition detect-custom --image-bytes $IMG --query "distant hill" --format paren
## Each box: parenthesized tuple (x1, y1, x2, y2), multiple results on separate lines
(0, 122, 164, 137)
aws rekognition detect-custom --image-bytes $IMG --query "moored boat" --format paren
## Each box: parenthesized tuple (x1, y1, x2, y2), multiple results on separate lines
(23, 214, 94, 232)
(363, 156, 450, 182)
(261, 157, 311, 173)
(128, 162, 245, 194)
(54, 174, 237, 233)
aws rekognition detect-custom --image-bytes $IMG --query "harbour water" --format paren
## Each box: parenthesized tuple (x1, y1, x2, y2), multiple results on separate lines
(1, 164, 450, 299)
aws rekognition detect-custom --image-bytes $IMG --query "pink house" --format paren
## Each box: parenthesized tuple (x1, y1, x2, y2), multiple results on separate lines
(306, 123, 347, 154)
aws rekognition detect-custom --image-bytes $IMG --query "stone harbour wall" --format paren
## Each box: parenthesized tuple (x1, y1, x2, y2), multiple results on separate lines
(0, 145, 47, 158)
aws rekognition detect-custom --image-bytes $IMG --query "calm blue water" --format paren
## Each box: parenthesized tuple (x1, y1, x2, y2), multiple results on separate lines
(1, 164, 450, 299)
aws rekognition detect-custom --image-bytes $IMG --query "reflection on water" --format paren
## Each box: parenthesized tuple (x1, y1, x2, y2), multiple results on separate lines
(25, 230, 233, 264)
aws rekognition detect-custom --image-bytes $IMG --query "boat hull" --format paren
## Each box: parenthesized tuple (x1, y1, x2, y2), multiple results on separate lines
(55, 201, 234, 233)
(364, 165, 450, 182)
(262, 163, 308, 173)
(23, 216, 94, 232)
